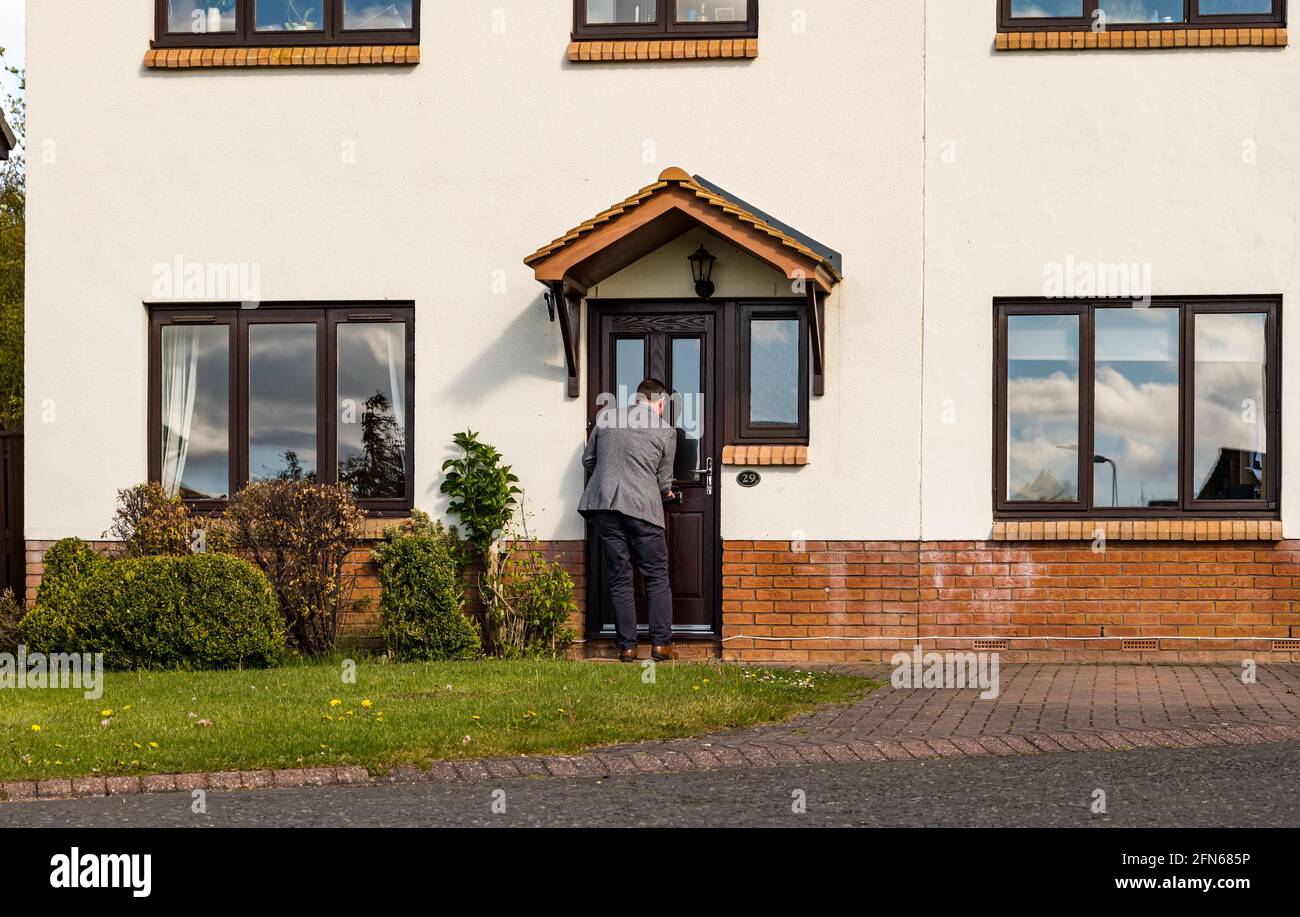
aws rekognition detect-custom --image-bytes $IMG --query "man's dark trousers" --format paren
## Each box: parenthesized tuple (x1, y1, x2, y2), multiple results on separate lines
(595, 510, 673, 649)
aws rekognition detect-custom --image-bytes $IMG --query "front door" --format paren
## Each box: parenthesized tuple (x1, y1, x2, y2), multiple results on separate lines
(586, 304, 720, 639)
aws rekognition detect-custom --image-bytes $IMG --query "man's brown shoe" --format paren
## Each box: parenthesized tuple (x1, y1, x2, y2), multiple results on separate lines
(651, 645, 674, 661)
(619, 648, 638, 663)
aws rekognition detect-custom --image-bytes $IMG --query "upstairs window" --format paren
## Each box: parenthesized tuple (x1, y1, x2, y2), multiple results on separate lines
(154, 0, 419, 47)
(573, 0, 758, 40)
(994, 298, 1279, 518)
(999, 0, 1284, 29)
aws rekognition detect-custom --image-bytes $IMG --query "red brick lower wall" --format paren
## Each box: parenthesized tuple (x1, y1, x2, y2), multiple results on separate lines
(722, 539, 1300, 663)
(28, 536, 1300, 662)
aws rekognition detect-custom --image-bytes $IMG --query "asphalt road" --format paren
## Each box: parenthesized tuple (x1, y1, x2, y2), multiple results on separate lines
(3, 741, 1298, 828)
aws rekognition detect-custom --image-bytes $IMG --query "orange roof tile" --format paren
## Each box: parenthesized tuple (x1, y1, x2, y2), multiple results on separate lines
(524, 167, 842, 284)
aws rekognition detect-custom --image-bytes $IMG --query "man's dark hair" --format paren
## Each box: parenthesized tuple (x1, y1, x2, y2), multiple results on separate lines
(637, 378, 668, 401)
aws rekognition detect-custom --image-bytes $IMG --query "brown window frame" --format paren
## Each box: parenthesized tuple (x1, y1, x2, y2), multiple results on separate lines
(998, 0, 1285, 30)
(993, 296, 1281, 520)
(147, 302, 415, 516)
(734, 302, 809, 444)
(572, 0, 759, 41)
(152, 0, 420, 49)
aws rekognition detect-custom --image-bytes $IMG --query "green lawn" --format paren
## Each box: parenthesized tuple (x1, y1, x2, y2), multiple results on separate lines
(1, 659, 879, 781)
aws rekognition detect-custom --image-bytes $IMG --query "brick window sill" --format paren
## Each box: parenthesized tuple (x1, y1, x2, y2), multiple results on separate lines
(992, 519, 1283, 542)
(722, 445, 808, 466)
(567, 39, 758, 62)
(143, 46, 420, 68)
(995, 27, 1286, 51)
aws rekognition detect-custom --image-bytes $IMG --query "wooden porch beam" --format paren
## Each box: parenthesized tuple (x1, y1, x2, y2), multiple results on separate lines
(808, 285, 825, 396)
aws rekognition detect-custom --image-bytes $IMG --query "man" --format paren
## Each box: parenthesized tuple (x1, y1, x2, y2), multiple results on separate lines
(579, 378, 677, 662)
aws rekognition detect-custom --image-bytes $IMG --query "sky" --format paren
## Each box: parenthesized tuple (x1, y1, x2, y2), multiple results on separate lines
(0, 1, 22, 104)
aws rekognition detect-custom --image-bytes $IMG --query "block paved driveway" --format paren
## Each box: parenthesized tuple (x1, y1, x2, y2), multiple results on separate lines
(577, 663, 1300, 776)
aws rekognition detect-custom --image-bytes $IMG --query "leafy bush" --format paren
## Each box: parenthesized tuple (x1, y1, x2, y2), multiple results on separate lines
(0, 588, 22, 654)
(372, 512, 479, 661)
(33, 537, 108, 616)
(107, 483, 194, 558)
(439, 431, 520, 556)
(21, 553, 284, 669)
(490, 550, 577, 658)
(223, 479, 365, 656)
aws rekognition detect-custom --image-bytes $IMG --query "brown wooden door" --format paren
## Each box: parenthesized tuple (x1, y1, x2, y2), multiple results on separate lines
(0, 433, 22, 598)
(586, 305, 720, 638)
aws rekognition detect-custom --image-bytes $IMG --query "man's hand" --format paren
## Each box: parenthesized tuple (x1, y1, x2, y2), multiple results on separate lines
(663, 490, 677, 502)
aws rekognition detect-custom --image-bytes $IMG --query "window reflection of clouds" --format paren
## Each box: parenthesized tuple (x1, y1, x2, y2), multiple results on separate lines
(1011, 0, 1084, 16)
(249, 324, 317, 481)
(337, 323, 406, 499)
(1194, 313, 1267, 498)
(1006, 314, 1079, 502)
(1098, 0, 1186, 22)
(1199, 0, 1272, 13)
(1093, 309, 1179, 507)
(343, 0, 413, 29)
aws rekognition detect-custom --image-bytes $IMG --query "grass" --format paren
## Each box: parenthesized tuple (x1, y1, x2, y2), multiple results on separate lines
(0, 658, 879, 781)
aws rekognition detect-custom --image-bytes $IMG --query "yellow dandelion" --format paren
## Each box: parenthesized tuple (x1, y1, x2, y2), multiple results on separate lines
(329, 699, 342, 708)
(132, 742, 141, 749)
(101, 709, 113, 717)
(693, 685, 701, 691)
(29, 724, 40, 732)
(123, 705, 133, 711)
(471, 715, 481, 720)
(148, 742, 159, 749)
(361, 699, 372, 709)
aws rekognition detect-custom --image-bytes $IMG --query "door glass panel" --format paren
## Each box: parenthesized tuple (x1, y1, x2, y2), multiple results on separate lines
(675, 1, 749, 22)
(337, 323, 406, 499)
(255, 0, 324, 32)
(168, 0, 238, 34)
(748, 318, 799, 426)
(249, 323, 317, 482)
(1093, 308, 1179, 508)
(614, 337, 646, 408)
(160, 325, 230, 500)
(586, 0, 656, 24)
(1005, 314, 1080, 502)
(1193, 312, 1268, 501)
(670, 337, 703, 481)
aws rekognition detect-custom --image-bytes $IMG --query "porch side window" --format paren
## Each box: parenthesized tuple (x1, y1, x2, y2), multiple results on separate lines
(150, 304, 414, 513)
(994, 298, 1279, 517)
(573, 0, 758, 39)
(738, 303, 808, 442)
(155, 0, 420, 48)
(998, 0, 1283, 28)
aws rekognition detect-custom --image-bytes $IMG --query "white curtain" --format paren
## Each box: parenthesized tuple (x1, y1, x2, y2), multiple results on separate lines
(385, 325, 406, 469)
(160, 327, 201, 498)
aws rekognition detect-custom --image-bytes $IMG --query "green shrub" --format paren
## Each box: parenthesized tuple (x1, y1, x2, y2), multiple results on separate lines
(0, 587, 22, 654)
(22, 553, 285, 670)
(222, 479, 365, 656)
(107, 482, 194, 557)
(373, 514, 479, 661)
(36, 537, 108, 614)
(493, 551, 577, 659)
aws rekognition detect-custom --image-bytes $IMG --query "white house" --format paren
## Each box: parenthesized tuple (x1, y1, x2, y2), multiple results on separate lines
(19, 0, 1300, 661)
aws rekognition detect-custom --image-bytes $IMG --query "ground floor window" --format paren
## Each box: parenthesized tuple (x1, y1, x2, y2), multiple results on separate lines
(148, 303, 414, 513)
(994, 297, 1279, 517)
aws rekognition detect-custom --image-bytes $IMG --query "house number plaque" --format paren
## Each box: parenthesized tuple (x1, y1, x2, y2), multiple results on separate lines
(736, 470, 761, 488)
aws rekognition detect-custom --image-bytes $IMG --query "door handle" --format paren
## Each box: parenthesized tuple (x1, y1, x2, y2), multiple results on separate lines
(689, 457, 714, 496)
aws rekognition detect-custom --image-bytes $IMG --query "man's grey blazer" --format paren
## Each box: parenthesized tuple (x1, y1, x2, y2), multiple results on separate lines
(579, 403, 678, 529)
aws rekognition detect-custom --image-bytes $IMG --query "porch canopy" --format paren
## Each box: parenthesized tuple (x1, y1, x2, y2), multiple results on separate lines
(524, 167, 842, 396)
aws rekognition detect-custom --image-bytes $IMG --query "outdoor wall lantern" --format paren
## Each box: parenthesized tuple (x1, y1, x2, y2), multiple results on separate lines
(689, 245, 717, 300)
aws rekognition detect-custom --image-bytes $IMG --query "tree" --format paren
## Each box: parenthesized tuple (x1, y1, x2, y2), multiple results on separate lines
(0, 48, 23, 431)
